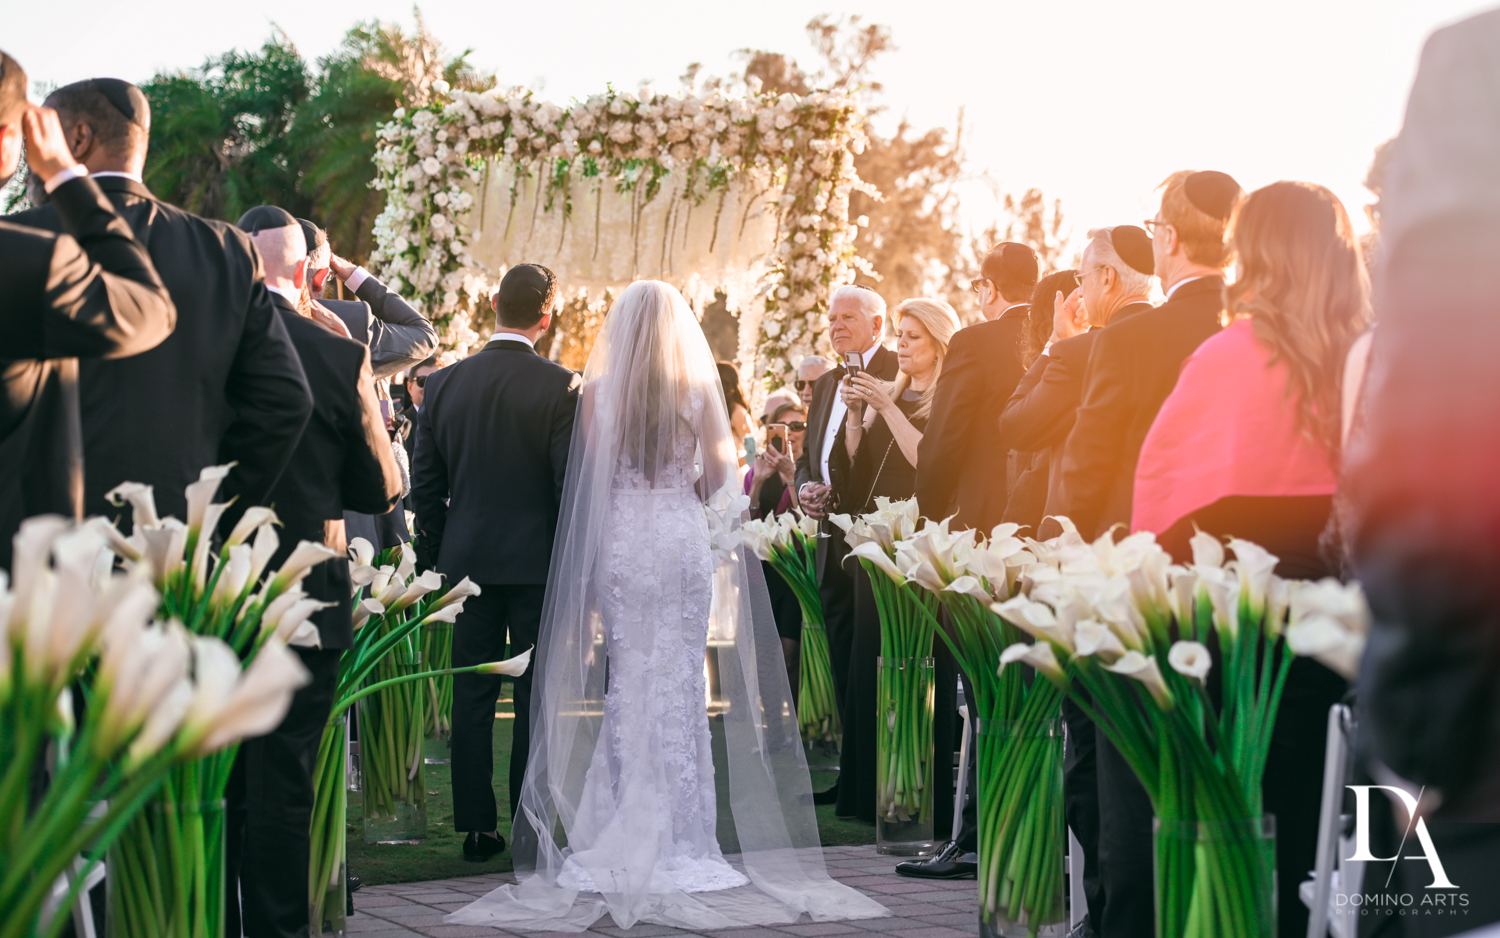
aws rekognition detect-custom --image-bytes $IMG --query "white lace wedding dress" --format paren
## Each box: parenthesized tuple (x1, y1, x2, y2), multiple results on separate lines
(554, 430, 750, 896)
(446, 281, 887, 932)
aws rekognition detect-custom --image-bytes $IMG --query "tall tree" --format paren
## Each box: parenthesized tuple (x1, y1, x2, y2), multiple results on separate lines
(141, 34, 311, 222)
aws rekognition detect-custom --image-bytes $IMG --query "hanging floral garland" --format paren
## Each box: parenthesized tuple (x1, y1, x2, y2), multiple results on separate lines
(369, 82, 873, 386)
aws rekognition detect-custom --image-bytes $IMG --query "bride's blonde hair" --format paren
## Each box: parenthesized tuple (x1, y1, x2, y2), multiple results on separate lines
(889, 298, 961, 419)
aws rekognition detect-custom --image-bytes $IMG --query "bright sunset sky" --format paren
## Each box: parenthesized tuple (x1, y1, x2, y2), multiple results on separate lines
(10, 0, 1494, 250)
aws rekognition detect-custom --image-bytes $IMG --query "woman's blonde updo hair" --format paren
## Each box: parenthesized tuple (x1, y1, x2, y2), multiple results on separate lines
(890, 298, 962, 419)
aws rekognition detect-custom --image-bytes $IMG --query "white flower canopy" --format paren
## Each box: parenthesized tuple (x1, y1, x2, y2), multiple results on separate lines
(369, 83, 874, 387)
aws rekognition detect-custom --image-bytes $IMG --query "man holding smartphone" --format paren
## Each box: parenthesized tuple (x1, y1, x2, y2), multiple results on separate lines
(794, 284, 898, 806)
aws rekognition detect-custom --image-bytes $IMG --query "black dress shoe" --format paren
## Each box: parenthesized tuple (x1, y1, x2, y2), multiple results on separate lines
(812, 780, 839, 805)
(895, 840, 977, 879)
(462, 830, 506, 862)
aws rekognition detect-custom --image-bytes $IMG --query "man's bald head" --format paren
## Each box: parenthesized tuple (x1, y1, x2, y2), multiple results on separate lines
(249, 224, 308, 290)
(46, 78, 150, 175)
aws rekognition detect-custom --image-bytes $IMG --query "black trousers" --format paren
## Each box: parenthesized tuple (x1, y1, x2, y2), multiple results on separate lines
(225, 647, 342, 938)
(835, 562, 957, 835)
(818, 525, 857, 712)
(1096, 733, 1155, 938)
(450, 583, 544, 833)
(1063, 694, 1103, 925)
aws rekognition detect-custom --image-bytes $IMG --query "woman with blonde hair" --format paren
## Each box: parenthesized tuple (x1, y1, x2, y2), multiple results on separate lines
(826, 296, 961, 822)
(1131, 181, 1371, 938)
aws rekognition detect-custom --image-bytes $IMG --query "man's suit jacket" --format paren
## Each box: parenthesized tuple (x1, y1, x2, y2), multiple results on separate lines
(1055, 278, 1225, 540)
(0, 176, 178, 560)
(999, 306, 1150, 522)
(915, 304, 1030, 532)
(266, 295, 402, 649)
(793, 343, 898, 579)
(7, 177, 313, 529)
(411, 338, 581, 585)
(321, 273, 438, 379)
(794, 343, 900, 490)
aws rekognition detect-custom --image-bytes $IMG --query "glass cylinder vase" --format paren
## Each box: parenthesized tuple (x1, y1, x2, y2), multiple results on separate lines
(975, 718, 1069, 938)
(107, 799, 225, 938)
(875, 655, 936, 855)
(798, 619, 840, 755)
(359, 654, 428, 844)
(422, 621, 454, 745)
(1153, 815, 1277, 938)
(310, 714, 347, 936)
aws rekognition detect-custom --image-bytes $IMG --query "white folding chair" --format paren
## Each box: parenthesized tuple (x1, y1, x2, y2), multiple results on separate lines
(1302, 703, 1360, 938)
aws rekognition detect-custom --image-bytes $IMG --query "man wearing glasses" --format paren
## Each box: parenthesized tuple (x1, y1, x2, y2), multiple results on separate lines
(1053, 171, 1241, 938)
(793, 354, 830, 410)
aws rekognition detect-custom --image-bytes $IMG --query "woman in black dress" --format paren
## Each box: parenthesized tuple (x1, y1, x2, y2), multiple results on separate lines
(829, 297, 962, 823)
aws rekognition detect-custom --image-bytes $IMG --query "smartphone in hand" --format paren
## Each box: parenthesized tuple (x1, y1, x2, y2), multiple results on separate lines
(767, 424, 789, 454)
(842, 351, 863, 381)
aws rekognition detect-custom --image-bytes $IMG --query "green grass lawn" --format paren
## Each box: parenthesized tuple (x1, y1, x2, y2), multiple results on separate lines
(347, 696, 874, 886)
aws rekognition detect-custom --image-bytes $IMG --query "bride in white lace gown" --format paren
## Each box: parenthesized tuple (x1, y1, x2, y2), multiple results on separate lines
(447, 281, 888, 932)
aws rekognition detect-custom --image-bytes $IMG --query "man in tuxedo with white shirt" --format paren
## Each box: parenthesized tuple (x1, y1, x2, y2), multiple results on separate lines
(793, 285, 897, 804)
(411, 264, 581, 861)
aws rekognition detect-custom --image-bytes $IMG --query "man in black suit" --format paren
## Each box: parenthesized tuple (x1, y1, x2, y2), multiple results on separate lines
(915, 242, 1037, 533)
(994, 226, 1154, 923)
(7, 78, 313, 532)
(793, 285, 896, 806)
(296, 218, 437, 551)
(1055, 172, 1241, 542)
(1002, 230, 1154, 535)
(298, 218, 439, 379)
(1056, 177, 1239, 938)
(225, 207, 402, 938)
(0, 58, 177, 554)
(412, 264, 581, 861)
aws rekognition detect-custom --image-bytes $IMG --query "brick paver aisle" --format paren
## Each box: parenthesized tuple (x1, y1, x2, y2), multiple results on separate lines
(347, 845, 978, 937)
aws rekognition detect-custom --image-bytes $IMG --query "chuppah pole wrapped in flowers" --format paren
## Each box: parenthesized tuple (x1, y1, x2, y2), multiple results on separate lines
(368, 82, 874, 388)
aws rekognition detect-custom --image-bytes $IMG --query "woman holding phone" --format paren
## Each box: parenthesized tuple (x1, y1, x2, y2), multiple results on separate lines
(828, 297, 961, 822)
(745, 397, 809, 688)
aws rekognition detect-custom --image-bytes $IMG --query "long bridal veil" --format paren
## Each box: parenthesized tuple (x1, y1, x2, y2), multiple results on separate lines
(447, 281, 888, 932)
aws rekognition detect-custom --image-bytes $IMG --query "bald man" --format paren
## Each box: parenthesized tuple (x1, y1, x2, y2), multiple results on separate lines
(224, 207, 400, 938)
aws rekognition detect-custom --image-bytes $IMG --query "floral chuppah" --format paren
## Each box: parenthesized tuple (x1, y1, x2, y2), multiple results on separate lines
(368, 82, 873, 387)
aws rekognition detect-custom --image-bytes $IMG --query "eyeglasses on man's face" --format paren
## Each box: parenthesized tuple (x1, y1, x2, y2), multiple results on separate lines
(969, 277, 992, 295)
(1143, 218, 1171, 236)
(794, 379, 810, 391)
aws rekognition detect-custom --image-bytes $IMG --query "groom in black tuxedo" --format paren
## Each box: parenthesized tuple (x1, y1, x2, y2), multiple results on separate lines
(412, 264, 581, 860)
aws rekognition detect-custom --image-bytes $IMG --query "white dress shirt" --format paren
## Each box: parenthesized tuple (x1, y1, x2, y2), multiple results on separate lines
(1164, 275, 1207, 301)
(344, 266, 373, 293)
(488, 331, 536, 348)
(819, 344, 881, 484)
(265, 284, 301, 306)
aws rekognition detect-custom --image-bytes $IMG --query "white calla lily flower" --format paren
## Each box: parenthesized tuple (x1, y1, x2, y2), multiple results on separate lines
(183, 464, 233, 533)
(1167, 641, 1213, 683)
(1228, 538, 1279, 617)
(476, 647, 532, 676)
(352, 598, 386, 629)
(269, 541, 338, 592)
(1286, 616, 1363, 679)
(347, 537, 376, 568)
(431, 577, 482, 611)
(189, 638, 311, 755)
(126, 677, 193, 768)
(1189, 528, 1225, 569)
(224, 507, 280, 549)
(1102, 651, 1174, 709)
(271, 598, 332, 647)
(943, 575, 992, 603)
(848, 541, 906, 583)
(998, 641, 1065, 682)
(1073, 619, 1127, 663)
(105, 482, 161, 531)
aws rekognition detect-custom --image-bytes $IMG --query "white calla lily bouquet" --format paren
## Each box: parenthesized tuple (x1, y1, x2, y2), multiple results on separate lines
(307, 538, 528, 934)
(994, 522, 1370, 938)
(740, 510, 840, 745)
(0, 470, 319, 938)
